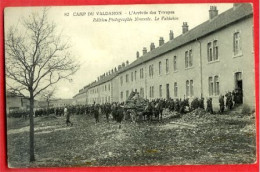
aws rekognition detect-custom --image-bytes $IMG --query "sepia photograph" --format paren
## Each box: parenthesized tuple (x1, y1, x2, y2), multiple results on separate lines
(4, 3, 256, 168)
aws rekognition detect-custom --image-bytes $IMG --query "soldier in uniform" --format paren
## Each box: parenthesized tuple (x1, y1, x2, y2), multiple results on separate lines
(225, 92, 233, 110)
(206, 98, 213, 114)
(64, 106, 73, 126)
(219, 95, 225, 113)
(93, 103, 99, 123)
(199, 97, 205, 110)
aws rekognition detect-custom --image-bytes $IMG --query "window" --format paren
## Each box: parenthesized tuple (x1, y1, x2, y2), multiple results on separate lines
(151, 86, 154, 98)
(209, 77, 214, 96)
(173, 56, 177, 71)
(185, 51, 189, 68)
(174, 82, 178, 97)
(233, 32, 241, 55)
(189, 50, 193, 67)
(131, 72, 133, 81)
(209, 75, 220, 96)
(208, 40, 218, 62)
(105, 85, 107, 91)
(214, 76, 219, 95)
(159, 61, 162, 75)
(149, 86, 154, 98)
(185, 50, 193, 68)
(213, 40, 218, 60)
(186, 80, 190, 97)
(140, 88, 144, 97)
(140, 68, 144, 79)
(190, 80, 194, 97)
(185, 80, 194, 97)
(120, 76, 123, 85)
(126, 74, 129, 83)
(126, 90, 129, 98)
(149, 65, 154, 77)
(108, 84, 110, 91)
(166, 59, 169, 73)
(121, 91, 123, 100)
(135, 71, 137, 80)
(159, 85, 162, 97)
(207, 42, 213, 61)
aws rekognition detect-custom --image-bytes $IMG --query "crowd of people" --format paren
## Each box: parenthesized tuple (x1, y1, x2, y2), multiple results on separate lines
(8, 90, 243, 126)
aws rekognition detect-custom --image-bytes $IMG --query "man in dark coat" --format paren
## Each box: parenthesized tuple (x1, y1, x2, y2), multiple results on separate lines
(219, 95, 225, 113)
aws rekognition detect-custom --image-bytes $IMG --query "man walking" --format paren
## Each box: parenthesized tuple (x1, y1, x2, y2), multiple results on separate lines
(64, 106, 73, 126)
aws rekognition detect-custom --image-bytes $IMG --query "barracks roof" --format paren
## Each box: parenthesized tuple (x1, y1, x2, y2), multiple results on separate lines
(88, 72, 118, 89)
(118, 3, 253, 74)
(75, 4, 252, 95)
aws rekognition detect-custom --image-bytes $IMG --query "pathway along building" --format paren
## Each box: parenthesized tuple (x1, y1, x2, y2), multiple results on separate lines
(73, 4, 255, 110)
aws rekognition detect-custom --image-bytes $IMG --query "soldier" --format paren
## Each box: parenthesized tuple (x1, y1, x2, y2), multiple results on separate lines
(206, 98, 213, 114)
(219, 95, 225, 113)
(225, 92, 233, 110)
(64, 106, 73, 126)
(199, 97, 205, 110)
(93, 104, 100, 123)
(174, 98, 180, 112)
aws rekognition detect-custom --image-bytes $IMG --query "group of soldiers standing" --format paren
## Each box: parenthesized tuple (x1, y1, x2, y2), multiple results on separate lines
(11, 89, 243, 126)
(219, 89, 243, 114)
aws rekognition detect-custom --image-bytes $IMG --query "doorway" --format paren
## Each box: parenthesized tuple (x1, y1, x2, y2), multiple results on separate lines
(234, 72, 243, 104)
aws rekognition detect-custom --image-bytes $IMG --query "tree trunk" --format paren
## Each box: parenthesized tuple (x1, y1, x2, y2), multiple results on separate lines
(29, 90, 35, 162)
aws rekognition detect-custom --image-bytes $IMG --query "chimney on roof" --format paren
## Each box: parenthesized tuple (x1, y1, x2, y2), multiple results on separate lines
(126, 60, 129, 65)
(169, 30, 174, 40)
(159, 37, 164, 46)
(182, 22, 189, 34)
(150, 43, 155, 51)
(109, 71, 111, 75)
(143, 47, 147, 55)
(122, 62, 125, 67)
(136, 51, 140, 58)
(112, 69, 114, 73)
(115, 67, 117, 72)
(209, 6, 218, 19)
(118, 65, 122, 70)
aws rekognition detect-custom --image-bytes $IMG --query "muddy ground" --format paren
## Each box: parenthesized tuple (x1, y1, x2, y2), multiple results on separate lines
(6, 109, 256, 167)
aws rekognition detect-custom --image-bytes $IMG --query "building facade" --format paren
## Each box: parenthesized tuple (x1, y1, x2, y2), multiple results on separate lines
(73, 4, 255, 109)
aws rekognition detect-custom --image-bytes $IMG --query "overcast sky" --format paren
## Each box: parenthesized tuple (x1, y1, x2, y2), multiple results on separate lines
(5, 3, 233, 99)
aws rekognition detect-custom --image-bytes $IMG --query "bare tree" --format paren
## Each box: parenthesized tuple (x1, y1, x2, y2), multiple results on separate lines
(5, 8, 80, 162)
(40, 87, 56, 114)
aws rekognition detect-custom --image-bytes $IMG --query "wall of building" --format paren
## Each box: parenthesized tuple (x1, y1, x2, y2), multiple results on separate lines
(73, 91, 88, 105)
(75, 5, 255, 111)
(200, 16, 254, 108)
(116, 16, 254, 110)
(111, 76, 119, 103)
(118, 63, 146, 102)
(87, 80, 113, 105)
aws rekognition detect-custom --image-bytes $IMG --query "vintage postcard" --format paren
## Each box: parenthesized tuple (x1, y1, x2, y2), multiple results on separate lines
(4, 3, 256, 168)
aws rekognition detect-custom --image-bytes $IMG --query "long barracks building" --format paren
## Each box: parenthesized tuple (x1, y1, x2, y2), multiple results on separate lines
(73, 4, 255, 109)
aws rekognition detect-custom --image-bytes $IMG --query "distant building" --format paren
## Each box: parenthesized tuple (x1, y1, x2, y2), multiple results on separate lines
(5, 91, 40, 113)
(6, 92, 30, 114)
(49, 98, 74, 107)
(73, 4, 255, 109)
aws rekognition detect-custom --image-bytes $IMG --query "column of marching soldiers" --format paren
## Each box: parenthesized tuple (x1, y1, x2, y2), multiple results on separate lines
(8, 90, 242, 122)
